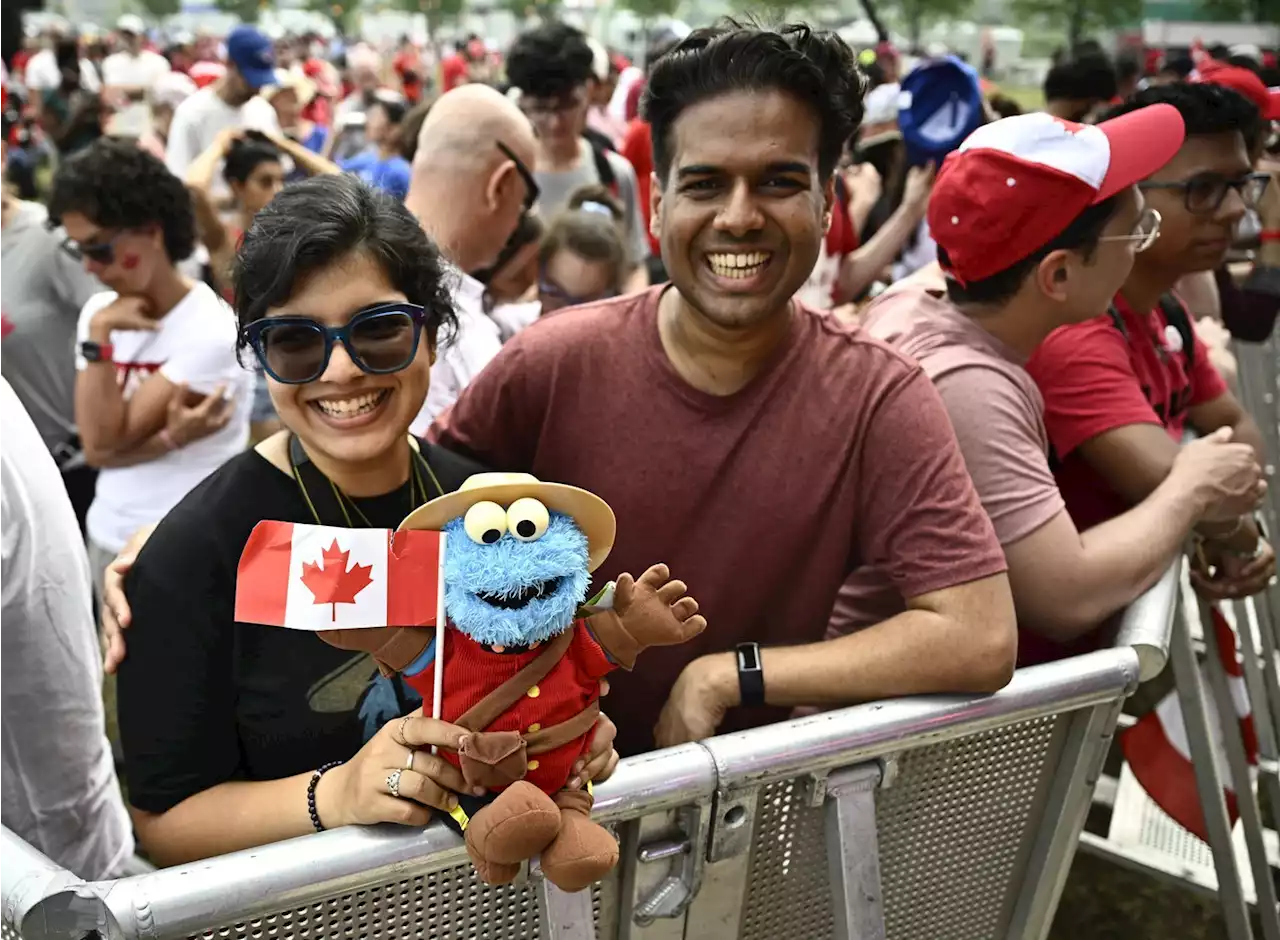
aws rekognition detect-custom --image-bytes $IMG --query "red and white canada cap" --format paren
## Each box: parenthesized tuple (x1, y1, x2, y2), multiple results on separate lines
(928, 105, 1186, 285)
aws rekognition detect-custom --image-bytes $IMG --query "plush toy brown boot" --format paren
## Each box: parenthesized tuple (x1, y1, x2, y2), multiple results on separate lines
(538, 789, 619, 892)
(465, 782, 561, 886)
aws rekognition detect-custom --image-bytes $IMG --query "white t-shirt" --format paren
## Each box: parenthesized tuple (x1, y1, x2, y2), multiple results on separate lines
(164, 86, 279, 180)
(1, 378, 134, 880)
(76, 282, 252, 552)
(24, 49, 101, 93)
(410, 269, 503, 435)
(101, 50, 171, 91)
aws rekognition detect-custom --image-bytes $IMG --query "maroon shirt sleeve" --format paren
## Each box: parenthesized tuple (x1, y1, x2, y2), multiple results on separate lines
(1026, 321, 1161, 460)
(855, 366, 1008, 599)
(1188, 331, 1229, 407)
(428, 339, 542, 471)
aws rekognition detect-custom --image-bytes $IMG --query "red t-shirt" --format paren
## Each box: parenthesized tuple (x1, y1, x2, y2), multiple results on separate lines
(441, 54, 469, 93)
(393, 50, 423, 103)
(430, 287, 1008, 755)
(1023, 293, 1227, 664)
(619, 119, 657, 257)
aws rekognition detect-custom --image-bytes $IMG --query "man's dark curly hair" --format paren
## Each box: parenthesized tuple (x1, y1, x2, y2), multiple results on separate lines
(506, 21, 595, 99)
(234, 174, 457, 358)
(1100, 81, 1262, 153)
(641, 21, 866, 186)
(48, 138, 196, 262)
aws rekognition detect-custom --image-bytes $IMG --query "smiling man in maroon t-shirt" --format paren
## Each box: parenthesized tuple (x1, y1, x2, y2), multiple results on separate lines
(432, 23, 1016, 757)
(1027, 82, 1275, 646)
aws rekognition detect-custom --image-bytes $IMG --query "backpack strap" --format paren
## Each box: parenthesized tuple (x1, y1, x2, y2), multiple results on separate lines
(589, 139, 619, 197)
(1158, 292, 1196, 370)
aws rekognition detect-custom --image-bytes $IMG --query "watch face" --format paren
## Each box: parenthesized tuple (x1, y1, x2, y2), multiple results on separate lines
(737, 645, 761, 671)
(81, 341, 104, 362)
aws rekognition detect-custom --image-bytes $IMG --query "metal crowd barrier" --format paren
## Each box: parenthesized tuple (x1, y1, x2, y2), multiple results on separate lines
(2, 626, 1155, 940)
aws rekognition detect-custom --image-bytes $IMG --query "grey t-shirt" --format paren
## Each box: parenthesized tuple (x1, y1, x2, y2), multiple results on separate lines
(1, 201, 104, 452)
(1, 378, 133, 880)
(533, 139, 651, 265)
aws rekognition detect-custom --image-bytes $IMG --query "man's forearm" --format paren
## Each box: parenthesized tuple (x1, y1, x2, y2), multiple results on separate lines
(701, 609, 1016, 710)
(836, 205, 920, 301)
(90, 432, 174, 469)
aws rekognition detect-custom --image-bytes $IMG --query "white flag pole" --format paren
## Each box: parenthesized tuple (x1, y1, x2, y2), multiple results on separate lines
(430, 530, 447, 755)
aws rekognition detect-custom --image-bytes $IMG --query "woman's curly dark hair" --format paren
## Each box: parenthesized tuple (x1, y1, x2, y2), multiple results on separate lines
(642, 20, 866, 185)
(48, 138, 196, 262)
(234, 174, 457, 359)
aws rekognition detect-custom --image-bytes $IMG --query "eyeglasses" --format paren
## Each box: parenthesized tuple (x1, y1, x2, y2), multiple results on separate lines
(497, 141, 540, 213)
(518, 88, 588, 119)
(1096, 207, 1162, 253)
(60, 229, 124, 265)
(1140, 172, 1270, 215)
(240, 301, 427, 385)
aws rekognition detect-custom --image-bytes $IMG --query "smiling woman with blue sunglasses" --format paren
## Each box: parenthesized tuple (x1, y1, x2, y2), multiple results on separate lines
(111, 175, 620, 866)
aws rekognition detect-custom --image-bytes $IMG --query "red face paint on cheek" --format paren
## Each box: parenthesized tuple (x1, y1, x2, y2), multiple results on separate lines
(121, 253, 140, 271)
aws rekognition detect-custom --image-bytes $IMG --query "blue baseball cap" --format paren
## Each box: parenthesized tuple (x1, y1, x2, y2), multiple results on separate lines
(226, 25, 276, 90)
(897, 56, 984, 166)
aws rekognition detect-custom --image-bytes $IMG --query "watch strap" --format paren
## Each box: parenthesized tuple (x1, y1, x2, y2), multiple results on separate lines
(736, 641, 765, 707)
(80, 340, 114, 363)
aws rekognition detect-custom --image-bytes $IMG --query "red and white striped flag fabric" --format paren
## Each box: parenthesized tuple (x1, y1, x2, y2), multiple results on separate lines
(235, 522, 443, 631)
(1121, 606, 1257, 841)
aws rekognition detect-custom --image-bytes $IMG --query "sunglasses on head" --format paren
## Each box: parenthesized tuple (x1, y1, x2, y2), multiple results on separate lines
(60, 229, 124, 265)
(240, 301, 428, 385)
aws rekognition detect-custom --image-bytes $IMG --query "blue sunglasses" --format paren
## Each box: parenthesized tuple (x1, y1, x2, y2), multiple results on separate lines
(240, 301, 427, 385)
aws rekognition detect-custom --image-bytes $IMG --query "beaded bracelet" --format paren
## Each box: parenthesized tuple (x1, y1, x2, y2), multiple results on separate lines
(308, 761, 344, 832)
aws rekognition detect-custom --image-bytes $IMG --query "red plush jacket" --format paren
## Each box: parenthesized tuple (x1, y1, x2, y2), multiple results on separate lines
(404, 620, 614, 794)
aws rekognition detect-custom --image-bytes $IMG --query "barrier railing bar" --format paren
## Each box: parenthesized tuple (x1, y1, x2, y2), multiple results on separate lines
(1228, 596, 1280, 853)
(537, 873, 595, 940)
(1170, 588, 1254, 940)
(824, 763, 886, 940)
(0, 828, 110, 940)
(1006, 697, 1127, 940)
(708, 647, 1140, 793)
(1111, 557, 1180, 683)
(1196, 591, 1280, 940)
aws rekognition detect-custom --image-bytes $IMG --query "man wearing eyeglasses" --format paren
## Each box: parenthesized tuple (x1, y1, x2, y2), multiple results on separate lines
(1027, 82, 1275, 626)
(832, 108, 1263, 665)
(403, 84, 539, 430)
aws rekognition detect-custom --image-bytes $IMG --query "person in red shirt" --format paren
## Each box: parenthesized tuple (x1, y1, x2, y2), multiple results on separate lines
(392, 36, 423, 104)
(1027, 82, 1275, 627)
(431, 22, 1016, 758)
(440, 36, 476, 93)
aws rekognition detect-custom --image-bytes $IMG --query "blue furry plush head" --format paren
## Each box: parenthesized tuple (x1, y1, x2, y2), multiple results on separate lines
(444, 510, 590, 647)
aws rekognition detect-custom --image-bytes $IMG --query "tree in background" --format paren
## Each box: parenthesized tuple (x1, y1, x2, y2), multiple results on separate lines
(616, 0, 681, 32)
(214, 0, 261, 23)
(1200, 0, 1278, 23)
(135, 0, 182, 20)
(310, 0, 358, 36)
(893, 0, 973, 49)
(502, 0, 562, 22)
(392, 0, 467, 44)
(1009, 0, 1141, 57)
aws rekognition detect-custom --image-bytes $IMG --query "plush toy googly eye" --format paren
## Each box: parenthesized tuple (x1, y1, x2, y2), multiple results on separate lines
(464, 501, 508, 544)
(507, 498, 550, 542)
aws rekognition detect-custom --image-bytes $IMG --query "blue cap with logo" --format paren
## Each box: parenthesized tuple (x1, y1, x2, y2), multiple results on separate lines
(897, 55, 984, 166)
(226, 25, 276, 90)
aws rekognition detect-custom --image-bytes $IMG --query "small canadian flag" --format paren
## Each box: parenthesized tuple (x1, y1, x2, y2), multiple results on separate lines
(235, 521, 444, 631)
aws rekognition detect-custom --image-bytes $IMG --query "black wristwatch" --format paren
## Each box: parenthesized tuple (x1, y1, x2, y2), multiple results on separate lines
(79, 340, 114, 363)
(736, 642, 765, 707)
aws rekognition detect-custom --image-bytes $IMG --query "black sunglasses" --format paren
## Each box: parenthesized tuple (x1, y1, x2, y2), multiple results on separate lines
(1140, 172, 1270, 215)
(497, 141, 540, 212)
(60, 229, 123, 265)
(240, 301, 427, 385)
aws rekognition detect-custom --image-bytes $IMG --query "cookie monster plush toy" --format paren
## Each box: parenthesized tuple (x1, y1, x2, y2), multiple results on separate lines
(319, 473, 706, 892)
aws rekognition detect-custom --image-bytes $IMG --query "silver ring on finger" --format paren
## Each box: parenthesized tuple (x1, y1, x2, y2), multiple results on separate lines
(387, 769, 404, 799)
(405, 749, 415, 771)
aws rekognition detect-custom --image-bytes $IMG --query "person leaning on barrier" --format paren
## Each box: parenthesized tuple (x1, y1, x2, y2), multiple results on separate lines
(430, 22, 1017, 756)
(103, 176, 619, 868)
(1026, 83, 1275, 648)
(830, 108, 1265, 665)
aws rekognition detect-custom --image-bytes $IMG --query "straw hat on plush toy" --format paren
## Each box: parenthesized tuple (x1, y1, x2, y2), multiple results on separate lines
(400, 473, 617, 572)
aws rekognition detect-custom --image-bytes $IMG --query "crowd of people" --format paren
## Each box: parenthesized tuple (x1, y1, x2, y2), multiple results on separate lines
(1, 15, 1278, 911)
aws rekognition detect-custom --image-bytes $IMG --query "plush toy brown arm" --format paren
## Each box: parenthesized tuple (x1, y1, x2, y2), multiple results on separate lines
(583, 564, 707, 670)
(318, 627, 432, 677)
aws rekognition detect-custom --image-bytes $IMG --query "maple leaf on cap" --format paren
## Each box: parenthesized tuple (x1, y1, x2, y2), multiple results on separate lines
(300, 539, 375, 621)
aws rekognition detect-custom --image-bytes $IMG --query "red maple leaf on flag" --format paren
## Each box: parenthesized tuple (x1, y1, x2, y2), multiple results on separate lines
(300, 539, 374, 621)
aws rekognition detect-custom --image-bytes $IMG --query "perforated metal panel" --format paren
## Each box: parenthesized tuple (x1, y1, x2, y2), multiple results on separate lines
(184, 865, 608, 940)
(878, 714, 1058, 939)
(738, 714, 1060, 940)
(2, 920, 20, 940)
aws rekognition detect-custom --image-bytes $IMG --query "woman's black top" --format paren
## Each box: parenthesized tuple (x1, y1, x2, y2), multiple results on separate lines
(117, 440, 485, 813)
